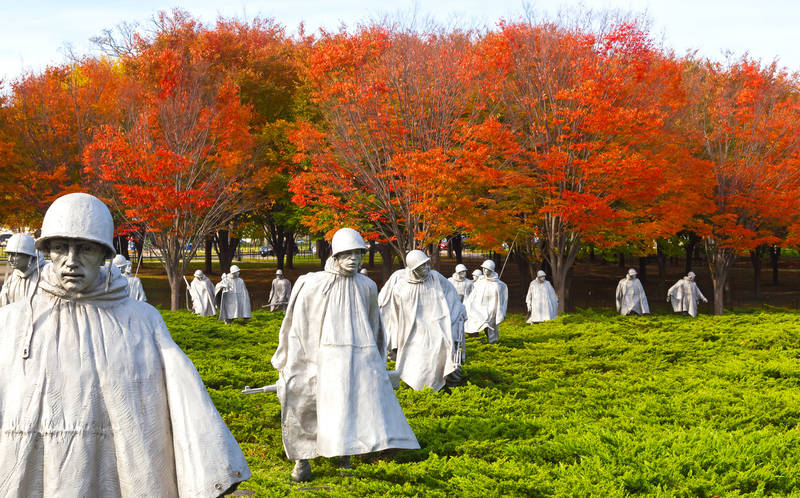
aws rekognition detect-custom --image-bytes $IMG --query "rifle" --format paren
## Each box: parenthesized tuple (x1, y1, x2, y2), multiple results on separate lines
(241, 384, 277, 394)
(182, 275, 191, 310)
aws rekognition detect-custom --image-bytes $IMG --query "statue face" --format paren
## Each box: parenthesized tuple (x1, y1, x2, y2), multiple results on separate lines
(231, 271, 240, 279)
(195, 274, 204, 280)
(8, 252, 32, 272)
(334, 249, 363, 275)
(482, 267, 492, 277)
(537, 275, 545, 282)
(458, 270, 467, 278)
(48, 238, 105, 293)
(412, 262, 431, 280)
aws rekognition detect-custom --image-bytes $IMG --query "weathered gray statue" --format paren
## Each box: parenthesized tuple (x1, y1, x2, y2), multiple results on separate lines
(266, 269, 292, 311)
(448, 263, 473, 302)
(526, 270, 558, 323)
(0, 233, 47, 306)
(190, 269, 216, 316)
(464, 260, 508, 344)
(667, 271, 708, 317)
(216, 265, 251, 324)
(271, 227, 419, 482)
(379, 250, 465, 391)
(359, 268, 369, 276)
(616, 268, 650, 315)
(472, 269, 482, 282)
(0, 193, 250, 496)
(112, 254, 146, 302)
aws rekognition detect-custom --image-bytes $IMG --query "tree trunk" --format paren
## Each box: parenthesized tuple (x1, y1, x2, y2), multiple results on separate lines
(429, 243, 441, 270)
(316, 239, 331, 268)
(452, 233, 463, 265)
(446, 238, 453, 258)
(285, 232, 295, 269)
(750, 247, 762, 297)
(377, 243, 394, 282)
(169, 272, 182, 311)
(213, 230, 240, 274)
(770, 246, 780, 285)
(204, 235, 213, 274)
(618, 252, 625, 268)
(368, 241, 376, 268)
(684, 235, 698, 275)
(638, 257, 648, 284)
(706, 239, 736, 315)
(656, 243, 666, 277)
(113, 235, 130, 261)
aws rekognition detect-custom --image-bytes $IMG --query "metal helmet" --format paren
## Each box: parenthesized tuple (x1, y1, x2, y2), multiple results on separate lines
(472, 269, 482, 277)
(276, 269, 283, 276)
(360, 268, 369, 275)
(331, 228, 368, 257)
(687, 271, 696, 279)
(405, 250, 430, 270)
(230, 265, 241, 274)
(35, 193, 115, 256)
(481, 260, 496, 272)
(537, 270, 547, 278)
(5, 233, 36, 257)
(627, 268, 637, 277)
(455, 264, 468, 273)
(194, 270, 203, 278)
(111, 254, 128, 269)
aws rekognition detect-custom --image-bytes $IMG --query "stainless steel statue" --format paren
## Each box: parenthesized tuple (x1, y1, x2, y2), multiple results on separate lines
(189, 269, 216, 316)
(271, 228, 419, 482)
(216, 265, 251, 324)
(379, 250, 465, 391)
(616, 268, 650, 315)
(0, 233, 47, 306)
(667, 271, 708, 317)
(526, 270, 558, 323)
(266, 269, 292, 311)
(463, 260, 508, 344)
(447, 263, 473, 302)
(0, 193, 250, 496)
(112, 254, 146, 302)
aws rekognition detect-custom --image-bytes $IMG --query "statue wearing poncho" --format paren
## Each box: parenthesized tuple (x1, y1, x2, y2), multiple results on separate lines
(271, 228, 418, 482)
(216, 265, 251, 323)
(379, 250, 465, 392)
(267, 270, 292, 311)
(526, 270, 558, 323)
(464, 260, 508, 344)
(0, 233, 47, 306)
(447, 263, 473, 303)
(0, 193, 249, 497)
(667, 271, 707, 317)
(616, 268, 650, 315)
(190, 269, 216, 316)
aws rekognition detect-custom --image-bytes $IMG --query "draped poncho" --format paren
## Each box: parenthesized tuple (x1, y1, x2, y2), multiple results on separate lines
(271, 258, 419, 460)
(447, 273, 473, 302)
(267, 277, 292, 312)
(616, 277, 650, 315)
(464, 271, 508, 336)
(379, 269, 465, 391)
(216, 276, 251, 320)
(525, 279, 558, 323)
(125, 274, 147, 302)
(667, 277, 707, 317)
(190, 276, 216, 316)
(0, 257, 48, 306)
(0, 264, 250, 497)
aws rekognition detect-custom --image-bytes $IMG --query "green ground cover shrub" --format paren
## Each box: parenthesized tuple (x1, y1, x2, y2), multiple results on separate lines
(161, 309, 800, 496)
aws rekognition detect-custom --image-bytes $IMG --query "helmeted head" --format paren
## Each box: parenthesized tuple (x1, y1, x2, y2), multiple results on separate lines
(537, 270, 546, 281)
(230, 265, 241, 278)
(455, 263, 467, 277)
(194, 269, 204, 280)
(331, 228, 368, 275)
(360, 268, 369, 275)
(6, 233, 36, 271)
(36, 193, 115, 294)
(627, 268, 637, 279)
(111, 254, 128, 270)
(481, 259, 496, 277)
(472, 269, 482, 281)
(687, 271, 696, 281)
(406, 249, 431, 279)
(276, 269, 283, 278)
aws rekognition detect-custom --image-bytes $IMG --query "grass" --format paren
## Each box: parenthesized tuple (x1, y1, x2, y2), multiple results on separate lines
(162, 308, 800, 497)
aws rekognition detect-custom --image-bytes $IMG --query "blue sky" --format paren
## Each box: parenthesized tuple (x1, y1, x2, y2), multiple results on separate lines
(2, 1, 798, 82)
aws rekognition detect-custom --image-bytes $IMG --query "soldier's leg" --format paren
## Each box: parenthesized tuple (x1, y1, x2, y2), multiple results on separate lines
(291, 459, 312, 482)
